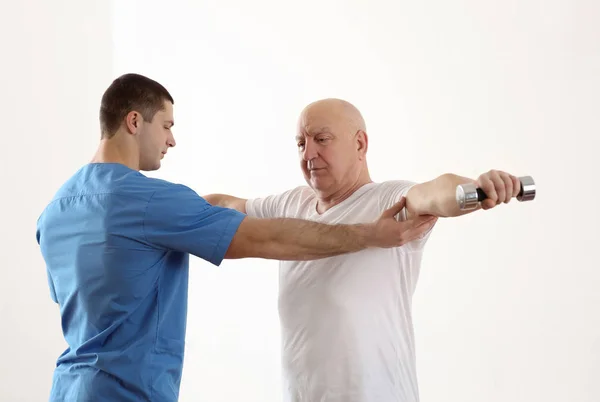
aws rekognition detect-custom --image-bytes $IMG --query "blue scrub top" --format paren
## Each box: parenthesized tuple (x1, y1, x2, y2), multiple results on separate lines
(36, 163, 246, 401)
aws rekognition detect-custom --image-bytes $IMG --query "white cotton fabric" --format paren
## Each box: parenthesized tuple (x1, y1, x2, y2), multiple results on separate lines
(246, 181, 435, 402)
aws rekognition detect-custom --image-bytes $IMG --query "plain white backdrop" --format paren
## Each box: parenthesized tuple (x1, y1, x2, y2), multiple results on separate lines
(1, 0, 599, 401)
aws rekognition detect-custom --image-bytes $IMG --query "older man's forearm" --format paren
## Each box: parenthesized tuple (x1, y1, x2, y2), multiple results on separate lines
(203, 193, 247, 213)
(406, 173, 479, 218)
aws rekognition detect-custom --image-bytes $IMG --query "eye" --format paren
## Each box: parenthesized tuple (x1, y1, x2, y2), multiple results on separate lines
(297, 142, 305, 149)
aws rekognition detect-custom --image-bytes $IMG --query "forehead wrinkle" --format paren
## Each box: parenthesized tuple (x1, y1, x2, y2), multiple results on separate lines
(301, 124, 331, 135)
(296, 124, 331, 139)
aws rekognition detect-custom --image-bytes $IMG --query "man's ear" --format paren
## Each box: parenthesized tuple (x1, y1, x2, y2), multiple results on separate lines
(125, 111, 141, 134)
(356, 130, 369, 159)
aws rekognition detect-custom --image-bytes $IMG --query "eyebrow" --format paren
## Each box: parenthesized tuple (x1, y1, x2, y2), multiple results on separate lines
(296, 126, 331, 141)
(314, 126, 331, 134)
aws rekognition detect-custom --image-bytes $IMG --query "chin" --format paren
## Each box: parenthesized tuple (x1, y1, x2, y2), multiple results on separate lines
(309, 178, 330, 192)
(140, 162, 161, 172)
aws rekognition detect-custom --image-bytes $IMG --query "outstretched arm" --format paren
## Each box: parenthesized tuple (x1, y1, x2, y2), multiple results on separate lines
(405, 169, 522, 218)
(225, 197, 437, 261)
(203, 194, 247, 213)
(146, 186, 435, 266)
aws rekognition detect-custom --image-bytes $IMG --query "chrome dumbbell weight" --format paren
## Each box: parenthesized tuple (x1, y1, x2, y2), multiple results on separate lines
(456, 175, 536, 210)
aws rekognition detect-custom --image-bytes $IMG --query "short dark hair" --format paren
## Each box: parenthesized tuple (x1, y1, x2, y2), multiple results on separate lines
(99, 73, 174, 139)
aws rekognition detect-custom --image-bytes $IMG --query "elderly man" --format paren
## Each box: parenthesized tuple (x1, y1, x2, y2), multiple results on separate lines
(204, 98, 523, 402)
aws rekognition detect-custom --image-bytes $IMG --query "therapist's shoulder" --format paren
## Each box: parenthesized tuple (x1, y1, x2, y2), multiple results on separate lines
(140, 176, 237, 229)
(142, 177, 207, 207)
(111, 172, 209, 214)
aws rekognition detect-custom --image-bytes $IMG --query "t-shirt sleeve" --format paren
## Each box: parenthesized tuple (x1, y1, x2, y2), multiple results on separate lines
(143, 184, 246, 266)
(379, 180, 417, 222)
(245, 188, 299, 219)
(379, 180, 436, 251)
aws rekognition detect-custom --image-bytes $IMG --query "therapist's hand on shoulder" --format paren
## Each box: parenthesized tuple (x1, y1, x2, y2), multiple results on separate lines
(370, 197, 437, 248)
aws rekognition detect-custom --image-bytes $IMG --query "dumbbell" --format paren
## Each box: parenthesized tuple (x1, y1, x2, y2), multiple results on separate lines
(456, 175, 536, 210)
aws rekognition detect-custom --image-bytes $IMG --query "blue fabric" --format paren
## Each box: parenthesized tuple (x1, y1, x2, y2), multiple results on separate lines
(36, 163, 246, 401)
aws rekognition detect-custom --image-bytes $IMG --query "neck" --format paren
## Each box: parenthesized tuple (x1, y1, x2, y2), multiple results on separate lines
(91, 132, 140, 171)
(315, 168, 372, 214)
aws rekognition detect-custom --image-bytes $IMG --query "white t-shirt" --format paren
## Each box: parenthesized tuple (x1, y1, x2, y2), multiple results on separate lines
(246, 181, 435, 402)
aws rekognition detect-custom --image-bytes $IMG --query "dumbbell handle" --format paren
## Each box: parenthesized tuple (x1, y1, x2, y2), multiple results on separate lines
(456, 175, 536, 210)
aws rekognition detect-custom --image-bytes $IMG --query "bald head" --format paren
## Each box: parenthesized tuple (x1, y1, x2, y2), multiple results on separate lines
(296, 98, 371, 201)
(298, 98, 366, 137)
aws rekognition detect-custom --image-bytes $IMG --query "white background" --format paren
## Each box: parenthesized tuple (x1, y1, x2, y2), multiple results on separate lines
(2, 0, 599, 401)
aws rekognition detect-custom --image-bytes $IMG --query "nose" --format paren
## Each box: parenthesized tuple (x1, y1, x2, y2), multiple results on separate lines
(167, 132, 176, 148)
(302, 139, 317, 162)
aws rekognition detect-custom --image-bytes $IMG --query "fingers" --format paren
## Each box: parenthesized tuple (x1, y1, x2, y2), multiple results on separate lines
(490, 172, 506, 204)
(400, 216, 437, 244)
(374, 211, 438, 248)
(478, 169, 518, 208)
(511, 175, 521, 198)
(477, 174, 497, 210)
(399, 213, 436, 230)
(381, 197, 406, 218)
(411, 214, 437, 228)
(502, 174, 513, 203)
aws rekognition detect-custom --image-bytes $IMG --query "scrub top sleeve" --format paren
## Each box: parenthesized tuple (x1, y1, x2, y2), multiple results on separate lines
(143, 184, 247, 266)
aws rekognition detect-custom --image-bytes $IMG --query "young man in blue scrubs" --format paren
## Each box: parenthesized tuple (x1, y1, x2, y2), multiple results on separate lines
(35, 73, 436, 401)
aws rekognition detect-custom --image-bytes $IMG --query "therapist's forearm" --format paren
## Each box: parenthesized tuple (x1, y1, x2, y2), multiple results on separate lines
(262, 218, 374, 260)
(226, 216, 374, 260)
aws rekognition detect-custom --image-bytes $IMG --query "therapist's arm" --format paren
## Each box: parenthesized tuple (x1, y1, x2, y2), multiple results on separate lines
(204, 194, 247, 213)
(224, 198, 437, 261)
